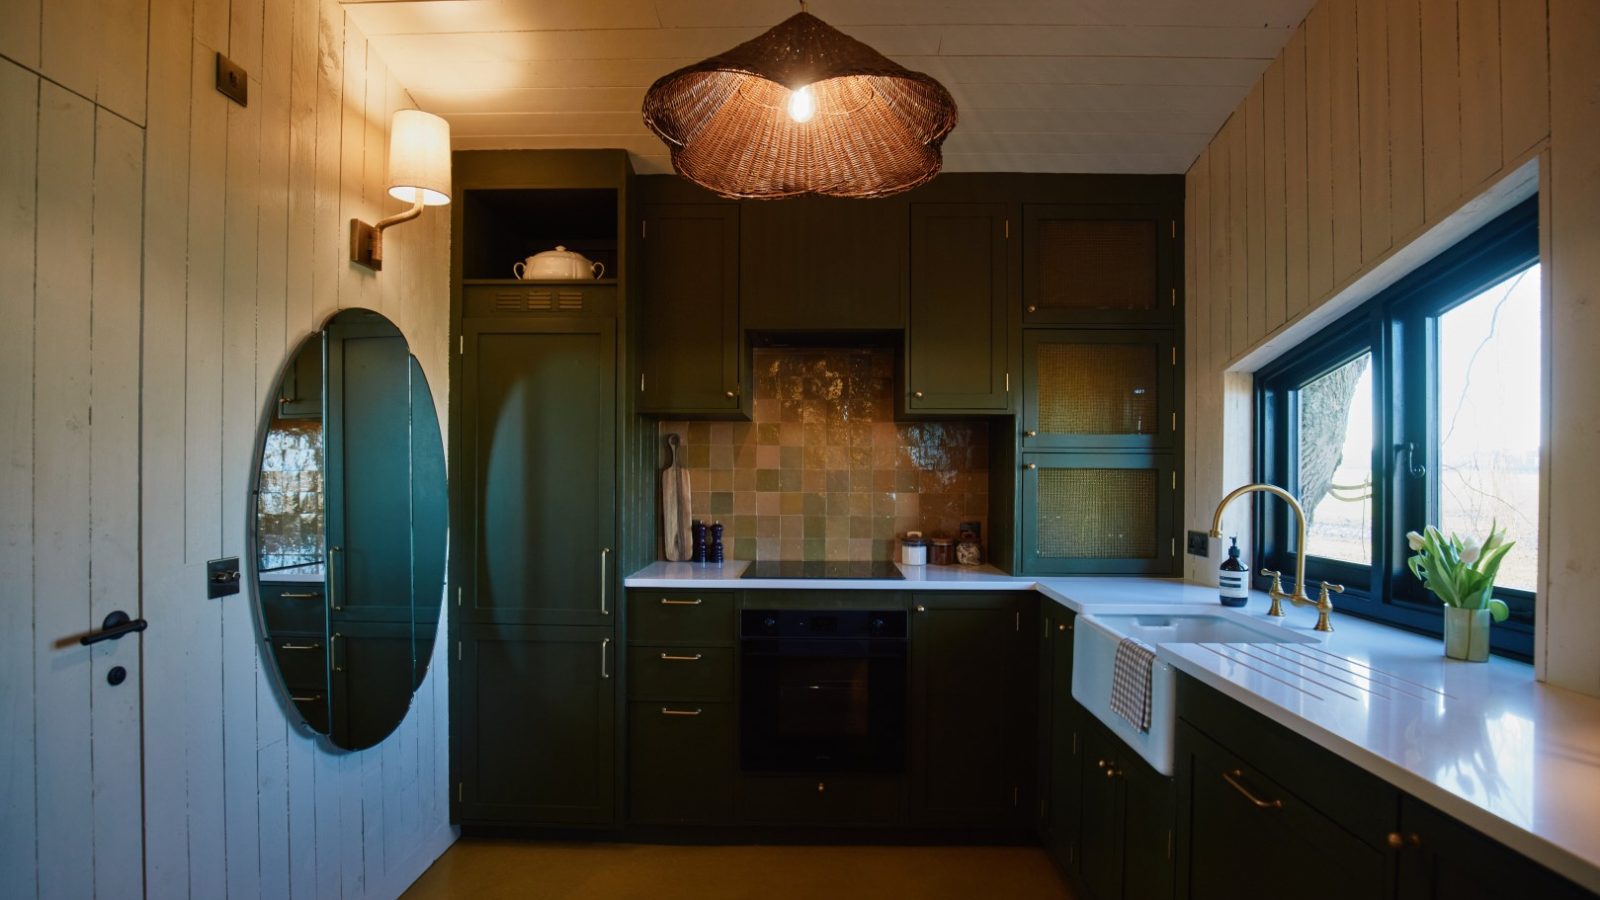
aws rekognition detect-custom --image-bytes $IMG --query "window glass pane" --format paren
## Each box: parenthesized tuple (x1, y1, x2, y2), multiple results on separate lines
(1297, 353, 1374, 564)
(1436, 264, 1541, 593)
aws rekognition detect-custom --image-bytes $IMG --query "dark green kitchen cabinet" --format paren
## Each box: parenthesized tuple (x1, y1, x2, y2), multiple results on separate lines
(1022, 203, 1178, 326)
(1021, 329, 1178, 452)
(1080, 718, 1174, 900)
(1395, 795, 1593, 900)
(328, 622, 413, 750)
(1176, 720, 1383, 900)
(1020, 450, 1178, 575)
(628, 701, 736, 825)
(906, 203, 1011, 414)
(1038, 605, 1083, 875)
(741, 197, 906, 331)
(910, 592, 1034, 826)
(459, 319, 616, 627)
(638, 203, 742, 414)
(456, 625, 616, 826)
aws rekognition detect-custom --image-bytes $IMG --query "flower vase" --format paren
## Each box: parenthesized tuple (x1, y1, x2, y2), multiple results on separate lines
(1443, 607, 1491, 662)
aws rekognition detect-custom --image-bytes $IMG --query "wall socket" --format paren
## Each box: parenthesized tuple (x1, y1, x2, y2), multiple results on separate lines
(1185, 531, 1211, 557)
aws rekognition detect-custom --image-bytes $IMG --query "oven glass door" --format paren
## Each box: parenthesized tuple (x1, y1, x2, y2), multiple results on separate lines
(740, 637, 906, 773)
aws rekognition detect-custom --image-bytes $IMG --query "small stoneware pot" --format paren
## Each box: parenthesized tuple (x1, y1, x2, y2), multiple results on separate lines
(1443, 606, 1491, 662)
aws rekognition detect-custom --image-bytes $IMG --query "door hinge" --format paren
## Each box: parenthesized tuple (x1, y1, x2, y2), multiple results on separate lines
(640, 372, 646, 393)
(1039, 796, 1046, 819)
(1171, 287, 1177, 307)
(1172, 412, 1177, 432)
(1170, 220, 1176, 238)
(1004, 218, 1010, 239)
(1013, 786, 1020, 807)
(1171, 471, 1177, 490)
(1171, 537, 1177, 557)
(1004, 372, 1010, 392)
(456, 587, 462, 607)
(457, 641, 462, 661)
(459, 335, 464, 354)
(1015, 611, 1021, 631)
(642, 220, 647, 239)
(1168, 828, 1174, 860)
(457, 782, 463, 803)
(1172, 346, 1178, 366)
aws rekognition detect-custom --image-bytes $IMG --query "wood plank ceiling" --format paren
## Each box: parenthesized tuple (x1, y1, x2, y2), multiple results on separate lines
(341, 0, 1318, 175)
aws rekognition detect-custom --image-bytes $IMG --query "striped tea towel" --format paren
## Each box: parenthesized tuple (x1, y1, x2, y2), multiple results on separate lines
(1109, 637, 1157, 733)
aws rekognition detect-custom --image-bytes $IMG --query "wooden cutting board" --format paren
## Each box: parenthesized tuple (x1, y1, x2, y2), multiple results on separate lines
(661, 433, 693, 561)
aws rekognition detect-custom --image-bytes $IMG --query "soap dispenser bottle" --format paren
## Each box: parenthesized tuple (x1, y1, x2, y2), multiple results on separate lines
(1219, 537, 1249, 607)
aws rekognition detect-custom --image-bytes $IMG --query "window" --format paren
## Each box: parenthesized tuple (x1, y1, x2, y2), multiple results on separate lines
(1255, 198, 1540, 658)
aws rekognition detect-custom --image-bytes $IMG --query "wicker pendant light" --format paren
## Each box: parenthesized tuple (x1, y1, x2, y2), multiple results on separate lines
(641, 7, 958, 199)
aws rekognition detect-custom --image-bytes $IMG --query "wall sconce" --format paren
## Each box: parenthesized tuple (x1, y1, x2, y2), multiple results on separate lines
(350, 109, 451, 271)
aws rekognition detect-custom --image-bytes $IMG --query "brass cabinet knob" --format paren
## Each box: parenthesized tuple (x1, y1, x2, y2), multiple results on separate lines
(1023, 430, 1038, 438)
(1386, 832, 1421, 849)
(1097, 759, 1108, 769)
(1105, 768, 1119, 779)
(725, 389, 736, 398)
(913, 390, 925, 399)
(1023, 463, 1038, 470)
(1027, 304, 1038, 313)
(915, 604, 927, 613)
(817, 781, 826, 794)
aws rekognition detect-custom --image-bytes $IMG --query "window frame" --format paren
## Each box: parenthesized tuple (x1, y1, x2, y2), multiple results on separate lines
(1254, 197, 1539, 659)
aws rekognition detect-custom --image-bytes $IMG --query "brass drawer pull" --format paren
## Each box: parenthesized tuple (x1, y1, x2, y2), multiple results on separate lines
(278, 642, 322, 651)
(290, 694, 322, 703)
(660, 597, 703, 606)
(659, 653, 703, 661)
(661, 707, 702, 716)
(279, 592, 321, 599)
(1222, 769, 1282, 809)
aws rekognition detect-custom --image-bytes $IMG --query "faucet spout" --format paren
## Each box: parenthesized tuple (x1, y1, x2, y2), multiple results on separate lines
(1209, 483, 1319, 622)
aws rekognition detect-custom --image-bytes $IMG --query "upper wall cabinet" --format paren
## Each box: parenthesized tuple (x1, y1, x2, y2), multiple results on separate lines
(740, 197, 906, 332)
(639, 204, 742, 415)
(906, 203, 1011, 415)
(1021, 329, 1178, 452)
(1022, 204, 1177, 326)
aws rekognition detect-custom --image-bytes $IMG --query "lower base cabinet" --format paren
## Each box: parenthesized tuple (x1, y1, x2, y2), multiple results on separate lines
(1038, 606, 1083, 874)
(627, 702, 735, 824)
(1080, 718, 1174, 900)
(1396, 794, 1594, 900)
(455, 625, 616, 826)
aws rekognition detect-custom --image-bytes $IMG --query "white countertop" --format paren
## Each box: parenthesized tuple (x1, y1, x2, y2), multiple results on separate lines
(624, 563, 1600, 891)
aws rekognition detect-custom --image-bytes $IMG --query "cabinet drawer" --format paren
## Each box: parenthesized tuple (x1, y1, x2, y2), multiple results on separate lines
(627, 645, 734, 700)
(628, 702, 735, 824)
(740, 775, 903, 826)
(285, 689, 329, 734)
(258, 581, 326, 634)
(269, 633, 328, 689)
(627, 590, 735, 644)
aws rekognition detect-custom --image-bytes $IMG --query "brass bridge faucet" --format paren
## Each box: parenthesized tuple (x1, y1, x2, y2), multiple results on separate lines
(1208, 483, 1340, 632)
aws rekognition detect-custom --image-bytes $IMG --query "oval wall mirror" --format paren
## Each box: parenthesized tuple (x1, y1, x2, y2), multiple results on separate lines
(251, 308, 447, 751)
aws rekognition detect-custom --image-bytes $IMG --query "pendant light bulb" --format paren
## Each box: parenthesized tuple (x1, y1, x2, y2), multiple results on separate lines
(787, 84, 815, 123)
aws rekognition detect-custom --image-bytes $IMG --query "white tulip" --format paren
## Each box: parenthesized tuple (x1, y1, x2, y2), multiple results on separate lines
(1461, 539, 1481, 565)
(1406, 531, 1425, 552)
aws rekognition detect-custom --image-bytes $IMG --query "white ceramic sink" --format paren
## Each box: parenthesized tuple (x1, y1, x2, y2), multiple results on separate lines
(1072, 611, 1318, 775)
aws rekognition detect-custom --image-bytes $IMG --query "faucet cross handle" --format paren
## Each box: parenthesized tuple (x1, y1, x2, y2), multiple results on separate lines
(1314, 581, 1344, 633)
(1259, 568, 1287, 617)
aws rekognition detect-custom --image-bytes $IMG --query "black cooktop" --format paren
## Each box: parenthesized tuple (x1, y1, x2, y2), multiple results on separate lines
(741, 560, 905, 580)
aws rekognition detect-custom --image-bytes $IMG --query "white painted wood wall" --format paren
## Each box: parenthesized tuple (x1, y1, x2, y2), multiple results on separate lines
(1182, 0, 1600, 694)
(0, 0, 455, 895)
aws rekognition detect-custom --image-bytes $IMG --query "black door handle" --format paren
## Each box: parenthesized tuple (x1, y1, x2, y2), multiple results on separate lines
(79, 610, 147, 646)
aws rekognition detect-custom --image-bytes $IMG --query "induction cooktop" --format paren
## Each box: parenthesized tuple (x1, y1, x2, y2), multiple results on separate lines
(740, 560, 905, 580)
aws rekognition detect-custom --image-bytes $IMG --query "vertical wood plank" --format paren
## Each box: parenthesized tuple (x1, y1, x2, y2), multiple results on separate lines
(1263, 57, 1288, 334)
(363, 43, 389, 317)
(32, 79, 97, 900)
(1245, 81, 1268, 345)
(138, 0, 195, 892)
(1544, 0, 1600, 692)
(1329, 0, 1364, 282)
(1421, 0, 1463, 219)
(96, 0, 148, 125)
(339, 15, 368, 311)
(0, 0, 42, 69)
(194, 0, 228, 53)
(1208, 121, 1231, 376)
(1458, 0, 1504, 187)
(1228, 114, 1248, 359)
(1305, 4, 1335, 300)
(1499, 0, 1550, 158)
(1284, 28, 1311, 319)
(182, 40, 230, 900)
(285, 0, 319, 338)
(88, 108, 146, 900)
(312, 0, 345, 322)
(1388, 0, 1426, 239)
(0, 58, 40, 900)
(230, 0, 265, 74)
(286, 729, 318, 898)
(1358, 0, 1393, 262)
(38, 0, 97, 99)
(221, 73, 264, 900)
(1185, 154, 1207, 579)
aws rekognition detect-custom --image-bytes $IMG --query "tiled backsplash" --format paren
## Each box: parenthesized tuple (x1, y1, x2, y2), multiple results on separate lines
(657, 347, 989, 562)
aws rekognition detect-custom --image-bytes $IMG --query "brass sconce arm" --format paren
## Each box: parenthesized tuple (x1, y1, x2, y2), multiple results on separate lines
(349, 194, 425, 272)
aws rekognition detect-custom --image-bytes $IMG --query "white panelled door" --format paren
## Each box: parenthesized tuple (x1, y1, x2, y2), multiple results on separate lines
(0, 62, 147, 900)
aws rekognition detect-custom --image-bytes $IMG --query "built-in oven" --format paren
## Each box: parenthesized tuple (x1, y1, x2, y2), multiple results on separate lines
(739, 608, 908, 773)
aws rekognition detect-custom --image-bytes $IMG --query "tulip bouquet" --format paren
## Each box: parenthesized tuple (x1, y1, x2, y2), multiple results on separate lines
(1406, 523, 1514, 660)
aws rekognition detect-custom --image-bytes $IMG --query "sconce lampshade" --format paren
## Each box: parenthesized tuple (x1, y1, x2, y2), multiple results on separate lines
(387, 110, 452, 207)
(641, 11, 958, 199)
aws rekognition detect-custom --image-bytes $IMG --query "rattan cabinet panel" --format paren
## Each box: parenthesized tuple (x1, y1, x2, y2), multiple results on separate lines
(1022, 330, 1177, 451)
(1022, 203, 1177, 326)
(1020, 452, 1178, 575)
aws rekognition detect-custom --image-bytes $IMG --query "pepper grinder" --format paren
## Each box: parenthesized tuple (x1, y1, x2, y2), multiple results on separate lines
(709, 522, 725, 565)
(690, 520, 708, 563)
